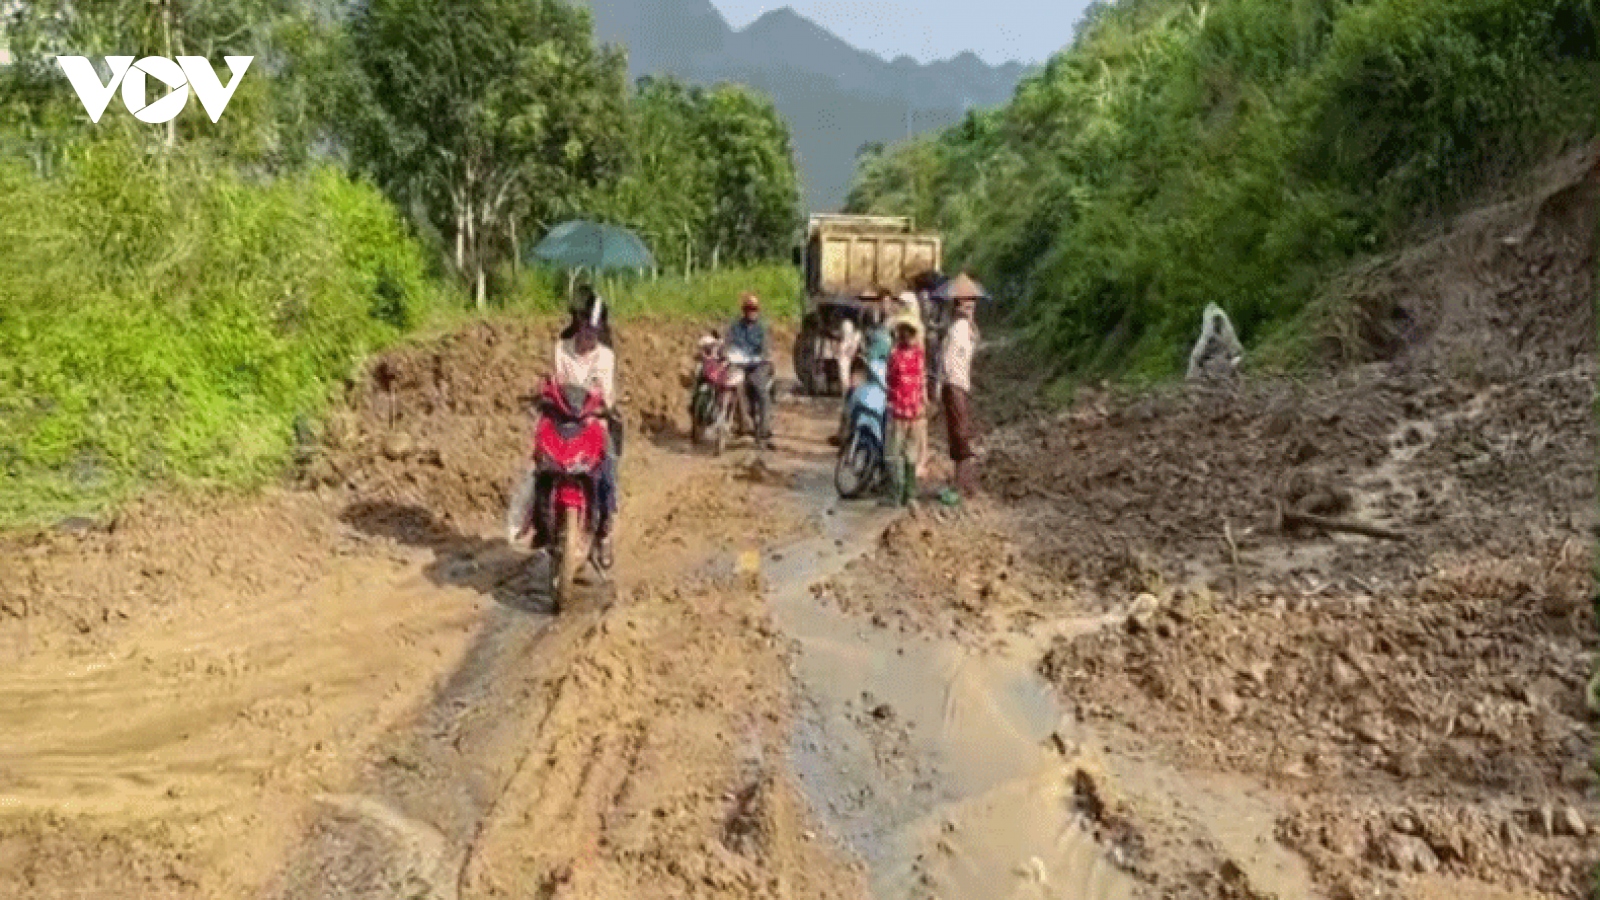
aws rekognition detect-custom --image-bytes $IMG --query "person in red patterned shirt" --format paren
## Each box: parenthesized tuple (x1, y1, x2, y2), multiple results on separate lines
(884, 321, 927, 507)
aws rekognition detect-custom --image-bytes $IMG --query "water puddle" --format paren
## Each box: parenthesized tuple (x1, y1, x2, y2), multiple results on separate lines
(755, 499, 1136, 900)
(753, 480, 1313, 899)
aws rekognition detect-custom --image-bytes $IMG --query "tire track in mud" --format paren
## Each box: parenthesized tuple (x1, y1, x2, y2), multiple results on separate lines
(256, 397, 844, 900)
(261, 573, 584, 900)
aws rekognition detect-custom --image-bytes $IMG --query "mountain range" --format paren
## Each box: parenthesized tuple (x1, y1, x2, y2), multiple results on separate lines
(582, 0, 1033, 212)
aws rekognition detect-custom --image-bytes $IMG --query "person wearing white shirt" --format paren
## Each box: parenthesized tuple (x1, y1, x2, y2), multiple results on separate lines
(551, 320, 619, 564)
(836, 316, 859, 393)
(554, 328, 616, 408)
(939, 282, 981, 497)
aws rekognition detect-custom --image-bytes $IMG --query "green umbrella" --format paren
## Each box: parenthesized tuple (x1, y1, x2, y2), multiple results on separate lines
(527, 219, 656, 272)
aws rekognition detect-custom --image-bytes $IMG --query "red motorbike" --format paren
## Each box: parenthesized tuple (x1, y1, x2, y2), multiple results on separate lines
(689, 350, 740, 456)
(507, 378, 612, 612)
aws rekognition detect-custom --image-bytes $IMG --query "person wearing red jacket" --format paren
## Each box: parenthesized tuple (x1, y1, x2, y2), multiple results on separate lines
(884, 321, 926, 508)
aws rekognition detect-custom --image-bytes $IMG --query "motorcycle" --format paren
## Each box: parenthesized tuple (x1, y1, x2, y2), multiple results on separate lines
(689, 349, 740, 456)
(834, 360, 888, 499)
(506, 378, 612, 612)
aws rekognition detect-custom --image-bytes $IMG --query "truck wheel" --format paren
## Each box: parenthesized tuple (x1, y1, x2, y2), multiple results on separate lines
(793, 333, 814, 395)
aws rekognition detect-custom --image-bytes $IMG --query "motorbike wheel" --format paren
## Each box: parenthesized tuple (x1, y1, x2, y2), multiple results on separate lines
(834, 433, 875, 499)
(550, 506, 584, 614)
(690, 389, 710, 447)
(714, 411, 728, 457)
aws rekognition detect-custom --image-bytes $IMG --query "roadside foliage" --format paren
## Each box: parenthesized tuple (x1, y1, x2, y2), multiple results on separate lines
(846, 0, 1600, 379)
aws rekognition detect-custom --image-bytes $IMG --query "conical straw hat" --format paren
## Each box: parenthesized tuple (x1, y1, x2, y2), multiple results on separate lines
(945, 273, 985, 299)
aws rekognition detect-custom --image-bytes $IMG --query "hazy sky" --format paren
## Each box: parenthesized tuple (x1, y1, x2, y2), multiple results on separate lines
(709, 1, 1093, 65)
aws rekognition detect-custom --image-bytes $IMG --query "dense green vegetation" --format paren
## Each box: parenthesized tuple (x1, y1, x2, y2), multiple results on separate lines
(0, 143, 437, 526)
(846, 0, 1600, 380)
(0, 0, 804, 527)
(590, 77, 802, 275)
(343, 0, 802, 307)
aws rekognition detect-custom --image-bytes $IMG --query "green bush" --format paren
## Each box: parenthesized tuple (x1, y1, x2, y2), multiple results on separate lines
(847, 0, 1600, 381)
(0, 141, 439, 527)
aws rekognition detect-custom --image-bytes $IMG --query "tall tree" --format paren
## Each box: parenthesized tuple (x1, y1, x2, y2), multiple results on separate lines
(588, 76, 712, 272)
(696, 85, 800, 266)
(0, 0, 336, 163)
(344, 0, 627, 308)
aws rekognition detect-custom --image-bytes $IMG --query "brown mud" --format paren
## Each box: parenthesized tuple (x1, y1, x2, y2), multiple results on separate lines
(0, 315, 863, 900)
(819, 146, 1600, 898)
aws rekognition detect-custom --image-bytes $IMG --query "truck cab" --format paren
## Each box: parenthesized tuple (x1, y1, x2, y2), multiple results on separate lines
(793, 214, 943, 396)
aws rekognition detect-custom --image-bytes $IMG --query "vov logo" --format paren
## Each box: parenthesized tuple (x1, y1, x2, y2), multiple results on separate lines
(56, 56, 253, 124)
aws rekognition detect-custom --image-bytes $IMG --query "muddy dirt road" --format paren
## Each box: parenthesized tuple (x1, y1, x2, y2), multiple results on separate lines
(0, 318, 857, 900)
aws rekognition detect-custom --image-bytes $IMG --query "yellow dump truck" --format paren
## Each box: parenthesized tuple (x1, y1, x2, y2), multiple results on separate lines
(792, 214, 942, 395)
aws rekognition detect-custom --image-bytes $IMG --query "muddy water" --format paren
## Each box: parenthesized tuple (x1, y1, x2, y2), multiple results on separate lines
(752, 457, 1316, 900)
(753, 495, 1136, 900)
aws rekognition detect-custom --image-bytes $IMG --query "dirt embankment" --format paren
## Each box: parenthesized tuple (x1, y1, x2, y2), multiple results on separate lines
(820, 146, 1599, 898)
(0, 312, 854, 900)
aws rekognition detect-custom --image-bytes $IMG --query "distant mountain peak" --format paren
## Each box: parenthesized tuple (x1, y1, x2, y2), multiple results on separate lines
(586, 0, 1035, 210)
(739, 5, 861, 55)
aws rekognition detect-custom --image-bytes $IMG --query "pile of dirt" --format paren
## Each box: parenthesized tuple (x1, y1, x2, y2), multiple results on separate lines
(0, 492, 352, 659)
(820, 145, 1598, 900)
(812, 509, 1076, 647)
(984, 355, 1594, 600)
(1041, 538, 1593, 895)
(981, 147, 1596, 596)
(1335, 145, 1599, 377)
(300, 316, 784, 533)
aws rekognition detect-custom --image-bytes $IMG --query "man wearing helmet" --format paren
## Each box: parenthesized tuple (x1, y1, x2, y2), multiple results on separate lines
(726, 292, 774, 447)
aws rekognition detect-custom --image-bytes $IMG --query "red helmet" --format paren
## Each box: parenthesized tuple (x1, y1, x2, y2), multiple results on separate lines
(740, 292, 760, 312)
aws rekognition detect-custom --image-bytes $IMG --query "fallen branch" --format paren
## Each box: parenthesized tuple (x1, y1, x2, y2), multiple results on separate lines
(1277, 505, 1408, 542)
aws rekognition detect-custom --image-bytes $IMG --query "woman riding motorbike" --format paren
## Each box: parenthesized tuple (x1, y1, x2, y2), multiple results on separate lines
(544, 297, 619, 566)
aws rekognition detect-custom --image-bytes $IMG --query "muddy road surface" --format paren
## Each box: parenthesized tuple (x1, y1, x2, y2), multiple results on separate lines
(0, 318, 855, 900)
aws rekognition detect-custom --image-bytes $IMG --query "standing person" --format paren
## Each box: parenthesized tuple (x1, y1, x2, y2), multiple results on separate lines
(863, 293, 893, 365)
(884, 321, 926, 508)
(889, 288, 924, 337)
(726, 292, 774, 447)
(891, 290, 931, 478)
(835, 314, 859, 393)
(914, 271, 947, 403)
(940, 274, 983, 498)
